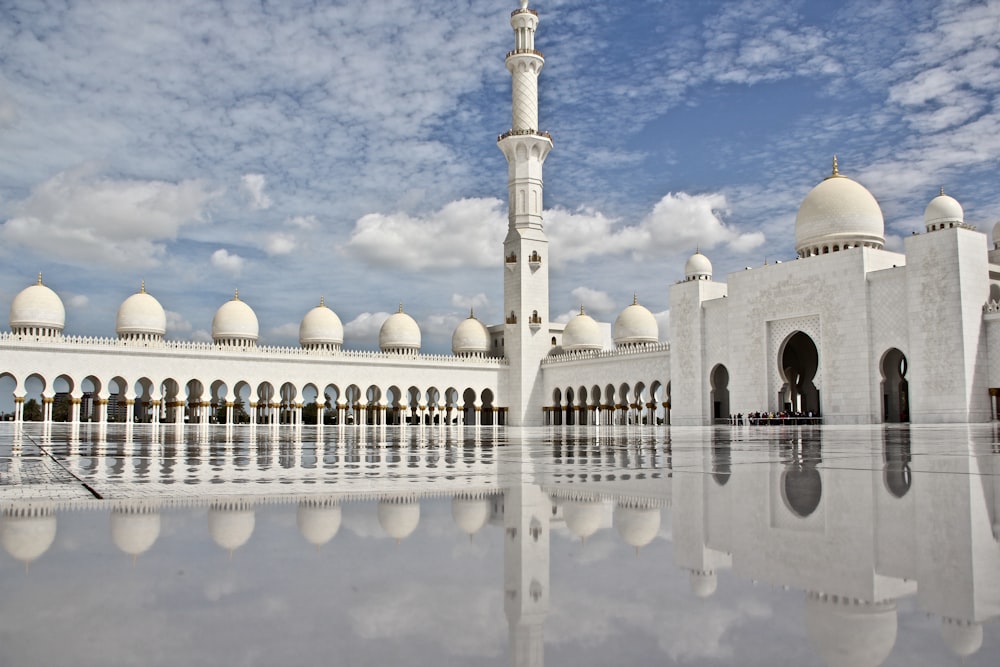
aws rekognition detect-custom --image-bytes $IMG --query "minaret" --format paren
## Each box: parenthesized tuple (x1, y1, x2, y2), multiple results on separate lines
(499, 0, 553, 426)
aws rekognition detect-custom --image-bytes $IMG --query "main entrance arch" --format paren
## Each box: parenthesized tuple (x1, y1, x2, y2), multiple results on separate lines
(710, 364, 730, 422)
(880, 348, 909, 423)
(779, 331, 820, 415)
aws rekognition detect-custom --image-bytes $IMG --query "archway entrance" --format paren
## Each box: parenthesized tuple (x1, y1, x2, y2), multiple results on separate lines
(710, 364, 730, 422)
(881, 348, 909, 423)
(779, 331, 820, 416)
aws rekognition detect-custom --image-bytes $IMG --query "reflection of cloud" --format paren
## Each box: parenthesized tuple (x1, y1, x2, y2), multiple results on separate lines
(350, 582, 505, 658)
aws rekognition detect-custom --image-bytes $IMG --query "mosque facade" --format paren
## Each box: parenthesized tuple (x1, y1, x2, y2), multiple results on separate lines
(3, 1, 1000, 429)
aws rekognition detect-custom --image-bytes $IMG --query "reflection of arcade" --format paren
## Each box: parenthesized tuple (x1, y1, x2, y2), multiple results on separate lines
(2, 426, 998, 666)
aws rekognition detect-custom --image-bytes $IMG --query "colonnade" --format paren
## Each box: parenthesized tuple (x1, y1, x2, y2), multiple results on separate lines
(543, 401, 669, 427)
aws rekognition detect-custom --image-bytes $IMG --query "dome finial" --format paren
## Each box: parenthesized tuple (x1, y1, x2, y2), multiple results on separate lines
(940, 185, 945, 196)
(37, 272, 43, 286)
(831, 154, 839, 177)
(579, 304, 585, 315)
(140, 280, 145, 294)
(319, 296, 325, 307)
(633, 293, 638, 305)
(469, 307, 475, 319)
(398, 302, 403, 314)
(234, 289, 239, 301)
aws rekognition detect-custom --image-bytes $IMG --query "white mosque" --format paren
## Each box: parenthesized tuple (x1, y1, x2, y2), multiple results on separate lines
(3, 0, 1000, 429)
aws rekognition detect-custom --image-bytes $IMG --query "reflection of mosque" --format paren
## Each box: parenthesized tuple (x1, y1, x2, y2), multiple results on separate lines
(2, 426, 998, 665)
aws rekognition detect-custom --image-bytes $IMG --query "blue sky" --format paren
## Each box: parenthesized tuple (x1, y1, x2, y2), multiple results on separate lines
(1, 0, 998, 352)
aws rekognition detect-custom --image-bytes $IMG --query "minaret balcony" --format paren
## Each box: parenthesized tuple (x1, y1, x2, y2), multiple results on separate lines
(511, 8, 538, 17)
(497, 129, 553, 143)
(528, 251, 542, 271)
(505, 48, 544, 59)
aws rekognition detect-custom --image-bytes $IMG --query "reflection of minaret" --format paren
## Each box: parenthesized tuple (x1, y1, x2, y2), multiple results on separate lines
(503, 454, 550, 666)
(499, 0, 553, 426)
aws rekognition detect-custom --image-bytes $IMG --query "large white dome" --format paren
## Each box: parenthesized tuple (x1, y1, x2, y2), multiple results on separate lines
(1, 508, 57, 564)
(795, 158, 884, 257)
(452, 311, 491, 356)
(212, 291, 259, 344)
(684, 251, 712, 281)
(613, 298, 658, 346)
(379, 305, 421, 353)
(110, 506, 161, 557)
(451, 495, 491, 536)
(562, 308, 603, 352)
(297, 500, 342, 547)
(924, 189, 964, 231)
(299, 298, 344, 348)
(377, 499, 420, 542)
(116, 283, 166, 339)
(614, 503, 661, 549)
(563, 499, 604, 541)
(10, 275, 65, 334)
(208, 502, 255, 553)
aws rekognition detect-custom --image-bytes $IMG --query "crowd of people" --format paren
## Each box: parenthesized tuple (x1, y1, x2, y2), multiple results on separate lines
(727, 411, 820, 426)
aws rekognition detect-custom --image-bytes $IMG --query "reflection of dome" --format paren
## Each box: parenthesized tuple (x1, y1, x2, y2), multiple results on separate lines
(614, 504, 660, 549)
(379, 305, 421, 353)
(208, 501, 255, 553)
(212, 291, 259, 346)
(10, 274, 65, 336)
(613, 297, 658, 346)
(452, 311, 491, 357)
(110, 506, 161, 557)
(562, 308, 603, 352)
(299, 298, 344, 350)
(924, 190, 964, 232)
(939, 618, 982, 657)
(1, 507, 57, 564)
(805, 592, 897, 667)
(689, 569, 718, 598)
(783, 465, 822, 518)
(795, 157, 885, 258)
(684, 251, 712, 281)
(116, 283, 166, 340)
(297, 499, 341, 547)
(451, 495, 491, 536)
(563, 499, 603, 541)
(377, 499, 420, 541)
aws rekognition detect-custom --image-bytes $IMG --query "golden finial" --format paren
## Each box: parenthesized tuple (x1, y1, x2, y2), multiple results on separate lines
(36, 272, 43, 286)
(939, 185, 945, 196)
(398, 302, 403, 313)
(695, 244, 700, 255)
(831, 154, 839, 177)
(140, 280, 146, 294)
(632, 293, 638, 306)
(579, 305, 585, 315)
(319, 296, 325, 307)
(469, 307, 475, 319)
(234, 289, 239, 301)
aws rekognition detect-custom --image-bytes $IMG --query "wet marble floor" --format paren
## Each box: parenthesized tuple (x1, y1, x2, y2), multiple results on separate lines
(0, 422, 997, 666)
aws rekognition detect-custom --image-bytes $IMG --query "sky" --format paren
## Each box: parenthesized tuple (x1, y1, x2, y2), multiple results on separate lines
(1, 0, 999, 353)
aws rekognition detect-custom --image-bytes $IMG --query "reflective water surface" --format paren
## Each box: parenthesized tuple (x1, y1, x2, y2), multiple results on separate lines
(1, 423, 998, 666)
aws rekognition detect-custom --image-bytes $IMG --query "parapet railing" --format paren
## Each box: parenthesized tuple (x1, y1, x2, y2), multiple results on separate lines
(540, 342, 670, 366)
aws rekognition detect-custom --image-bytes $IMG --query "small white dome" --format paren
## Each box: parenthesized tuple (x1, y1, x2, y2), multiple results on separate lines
(924, 190, 964, 231)
(795, 157, 884, 257)
(208, 502, 255, 553)
(562, 308, 603, 352)
(116, 283, 166, 338)
(684, 251, 713, 281)
(451, 495, 491, 536)
(689, 569, 718, 598)
(297, 500, 342, 547)
(805, 593, 897, 667)
(1, 508, 57, 564)
(212, 291, 259, 344)
(940, 618, 982, 657)
(613, 298, 658, 346)
(379, 305, 421, 352)
(563, 499, 604, 541)
(614, 504, 661, 549)
(377, 499, 420, 542)
(452, 311, 490, 356)
(299, 298, 344, 348)
(10, 275, 65, 333)
(110, 506, 161, 557)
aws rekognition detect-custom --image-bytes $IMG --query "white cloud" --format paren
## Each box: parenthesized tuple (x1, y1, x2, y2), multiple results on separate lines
(286, 215, 318, 230)
(0, 165, 216, 270)
(653, 309, 670, 341)
(211, 249, 244, 275)
(264, 233, 295, 256)
(165, 310, 193, 335)
(343, 198, 506, 271)
(569, 286, 615, 315)
(268, 322, 299, 341)
(241, 173, 272, 210)
(191, 329, 213, 343)
(450, 293, 488, 310)
(67, 294, 89, 308)
(343, 311, 390, 343)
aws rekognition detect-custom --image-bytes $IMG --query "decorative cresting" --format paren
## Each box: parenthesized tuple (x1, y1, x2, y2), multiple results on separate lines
(9, 273, 65, 338)
(115, 281, 166, 342)
(562, 306, 603, 352)
(379, 303, 421, 353)
(684, 249, 712, 281)
(211, 289, 259, 347)
(613, 294, 658, 347)
(452, 308, 491, 357)
(795, 156, 885, 258)
(924, 187, 972, 233)
(299, 296, 344, 351)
